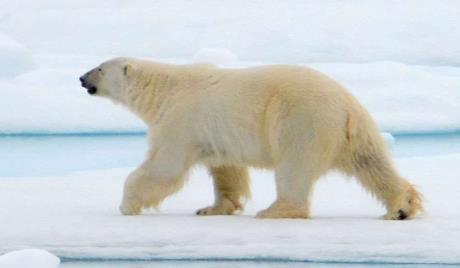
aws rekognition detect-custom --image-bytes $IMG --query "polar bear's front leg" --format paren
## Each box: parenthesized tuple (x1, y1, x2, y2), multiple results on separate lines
(119, 167, 147, 215)
(196, 165, 250, 216)
(120, 147, 191, 215)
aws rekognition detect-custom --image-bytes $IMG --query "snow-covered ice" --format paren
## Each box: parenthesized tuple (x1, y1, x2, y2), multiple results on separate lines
(2, 1, 460, 65)
(193, 48, 239, 66)
(381, 132, 395, 145)
(1, 153, 459, 264)
(1, 0, 459, 265)
(0, 33, 36, 78)
(0, 249, 60, 268)
(0, 60, 459, 134)
(311, 62, 460, 133)
(0, 1, 460, 134)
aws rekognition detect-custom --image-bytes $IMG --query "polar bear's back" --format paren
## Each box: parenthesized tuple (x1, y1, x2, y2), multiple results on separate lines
(179, 63, 369, 167)
(207, 64, 365, 132)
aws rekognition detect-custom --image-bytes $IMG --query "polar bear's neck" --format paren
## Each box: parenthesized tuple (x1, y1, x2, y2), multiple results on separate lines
(123, 65, 190, 125)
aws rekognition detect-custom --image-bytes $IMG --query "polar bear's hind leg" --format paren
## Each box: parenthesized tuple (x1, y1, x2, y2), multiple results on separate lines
(196, 165, 250, 216)
(256, 137, 333, 219)
(339, 123, 423, 220)
(350, 149, 423, 220)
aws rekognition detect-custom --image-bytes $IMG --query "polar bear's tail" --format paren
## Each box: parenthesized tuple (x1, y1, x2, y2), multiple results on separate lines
(339, 109, 423, 220)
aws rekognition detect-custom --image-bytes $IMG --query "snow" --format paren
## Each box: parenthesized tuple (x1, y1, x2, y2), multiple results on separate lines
(0, 68, 144, 134)
(193, 48, 239, 66)
(0, 1, 459, 134)
(1, 153, 459, 264)
(0, 33, 36, 78)
(2, 1, 460, 65)
(0, 249, 60, 268)
(381, 132, 395, 145)
(1, 1, 459, 265)
(311, 62, 460, 133)
(0, 59, 459, 134)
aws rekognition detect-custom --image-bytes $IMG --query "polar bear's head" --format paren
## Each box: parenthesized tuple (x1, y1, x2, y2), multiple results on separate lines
(79, 57, 134, 101)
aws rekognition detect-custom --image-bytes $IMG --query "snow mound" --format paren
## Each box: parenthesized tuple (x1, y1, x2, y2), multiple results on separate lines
(1, 1, 459, 134)
(1, 60, 459, 134)
(0, 68, 145, 134)
(193, 48, 238, 66)
(0, 249, 60, 268)
(312, 61, 460, 133)
(0, 33, 36, 78)
(2, 1, 460, 65)
(381, 132, 395, 145)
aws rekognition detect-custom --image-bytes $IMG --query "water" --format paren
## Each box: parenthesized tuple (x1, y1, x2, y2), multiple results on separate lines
(0, 134, 146, 177)
(390, 132, 460, 158)
(60, 260, 453, 268)
(1, 133, 460, 177)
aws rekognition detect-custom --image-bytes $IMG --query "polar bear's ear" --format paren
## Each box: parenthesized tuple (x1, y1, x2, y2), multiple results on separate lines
(123, 64, 133, 76)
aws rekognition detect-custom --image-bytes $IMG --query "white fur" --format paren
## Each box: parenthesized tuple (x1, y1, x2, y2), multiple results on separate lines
(82, 57, 422, 219)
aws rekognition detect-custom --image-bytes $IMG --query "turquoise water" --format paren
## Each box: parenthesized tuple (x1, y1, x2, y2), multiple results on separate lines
(390, 132, 460, 157)
(0, 134, 146, 177)
(1, 133, 460, 177)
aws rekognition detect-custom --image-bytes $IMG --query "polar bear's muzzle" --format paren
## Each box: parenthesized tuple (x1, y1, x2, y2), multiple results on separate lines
(86, 85, 98, 95)
(79, 74, 98, 95)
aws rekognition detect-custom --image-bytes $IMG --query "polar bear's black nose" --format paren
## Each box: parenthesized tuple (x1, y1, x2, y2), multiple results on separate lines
(79, 76, 84, 83)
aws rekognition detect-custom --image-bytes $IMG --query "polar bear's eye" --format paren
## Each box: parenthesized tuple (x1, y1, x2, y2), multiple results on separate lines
(98, 68, 102, 72)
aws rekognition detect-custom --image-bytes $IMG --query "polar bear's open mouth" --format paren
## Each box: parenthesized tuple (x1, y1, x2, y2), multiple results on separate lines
(80, 81, 97, 95)
(86, 86, 97, 95)
(79, 75, 97, 95)
(81, 83, 97, 95)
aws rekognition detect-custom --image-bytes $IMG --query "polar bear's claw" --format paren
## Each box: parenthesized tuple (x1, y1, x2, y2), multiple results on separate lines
(195, 205, 236, 216)
(195, 207, 213, 215)
(195, 206, 228, 216)
(384, 185, 423, 220)
(384, 209, 410, 220)
(397, 209, 408, 220)
(384, 210, 405, 220)
(195, 198, 241, 216)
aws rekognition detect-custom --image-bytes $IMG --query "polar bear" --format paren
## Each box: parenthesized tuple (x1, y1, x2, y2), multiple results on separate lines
(79, 57, 422, 220)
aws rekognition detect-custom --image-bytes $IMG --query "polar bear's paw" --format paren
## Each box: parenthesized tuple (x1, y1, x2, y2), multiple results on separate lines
(384, 184, 423, 220)
(384, 210, 410, 220)
(195, 206, 233, 216)
(256, 200, 309, 219)
(196, 198, 241, 216)
(119, 198, 142, 216)
(256, 208, 309, 219)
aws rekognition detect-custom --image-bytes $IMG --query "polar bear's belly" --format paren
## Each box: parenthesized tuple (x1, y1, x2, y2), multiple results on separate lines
(197, 131, 272, 167)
